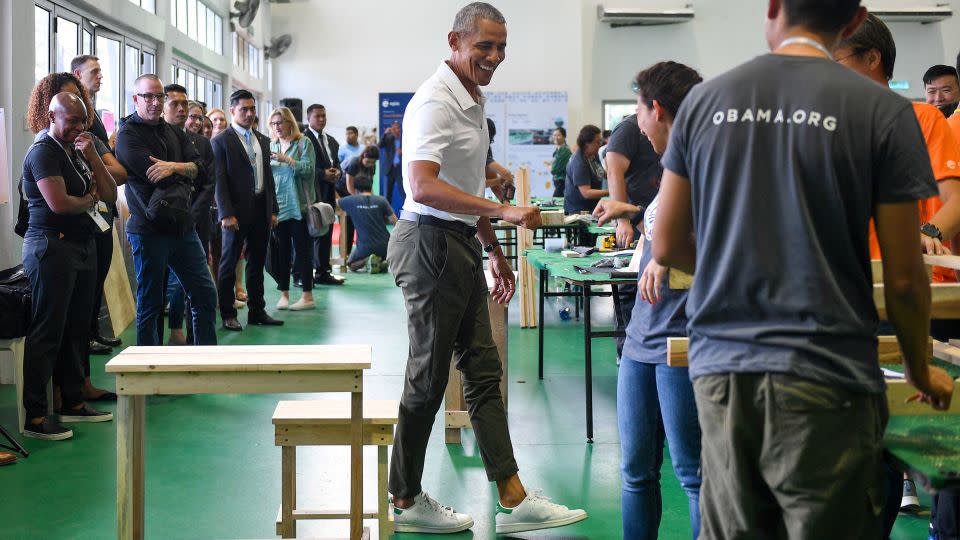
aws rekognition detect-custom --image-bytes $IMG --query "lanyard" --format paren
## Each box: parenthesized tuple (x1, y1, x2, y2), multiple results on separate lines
(779, 37, 831, 59)
(47, 133, 93, 192)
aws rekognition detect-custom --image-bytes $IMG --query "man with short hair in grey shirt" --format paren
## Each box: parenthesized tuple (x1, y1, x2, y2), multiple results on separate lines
(652, 0, 954, 537)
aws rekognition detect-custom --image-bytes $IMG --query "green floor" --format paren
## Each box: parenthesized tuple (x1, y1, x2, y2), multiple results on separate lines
(0, 271, 934, 539)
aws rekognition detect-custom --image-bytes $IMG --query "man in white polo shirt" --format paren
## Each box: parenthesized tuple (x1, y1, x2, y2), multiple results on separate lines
(387, 2, 588, 535)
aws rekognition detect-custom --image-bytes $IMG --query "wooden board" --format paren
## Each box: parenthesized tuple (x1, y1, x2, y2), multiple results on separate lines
(106, 345, 372, 373)
(887, 378, 960, 415)
(667, 336, 931, 367)
(875, 283, 960, 320)
(104, 225, 137, 337)
(273, 400, 399, 425)
(924, 254, 960, 271)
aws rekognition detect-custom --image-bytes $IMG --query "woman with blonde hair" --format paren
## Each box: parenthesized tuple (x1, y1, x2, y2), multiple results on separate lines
(268, 106, 317, 310)
(207, 107, 228, 138)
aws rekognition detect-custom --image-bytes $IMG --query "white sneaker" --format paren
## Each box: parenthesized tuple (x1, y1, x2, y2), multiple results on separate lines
(276, 296, 290, 310)
(289, 298, 315, 311)
(495, 490, 587, 534)
(900, 479, 921, 514)
(233, 300, 246, 310)
(393, 491, 474, 534)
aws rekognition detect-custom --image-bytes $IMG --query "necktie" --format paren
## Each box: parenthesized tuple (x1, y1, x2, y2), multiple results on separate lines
(243, 131, 256, 165)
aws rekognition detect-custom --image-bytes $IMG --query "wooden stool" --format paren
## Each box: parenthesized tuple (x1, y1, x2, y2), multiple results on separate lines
(273, 399, 398, 539)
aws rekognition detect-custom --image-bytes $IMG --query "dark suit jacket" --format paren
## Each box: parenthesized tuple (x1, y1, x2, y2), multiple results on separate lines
(378, 132, 401, 177)
(211, 126, 278, 226)
(304, 128, 339, 205)
(187, 130, 215, 225)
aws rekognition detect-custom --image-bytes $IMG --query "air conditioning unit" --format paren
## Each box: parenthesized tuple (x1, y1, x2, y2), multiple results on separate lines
(597, 5, 695, 27)
(865, 5, 952, 23)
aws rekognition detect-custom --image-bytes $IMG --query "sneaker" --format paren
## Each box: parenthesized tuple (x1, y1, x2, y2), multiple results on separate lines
(233, 300, 246, 310)
(23, 418, 73, 441)
(901, 479, 921, 514)
(276, 296, 290, 310)
(495, 490, 588, 534)
(369, 254, 386, 274)
(393, 491, 474, 534)
(289, 298, 315, 311)
(58, 403, 113, 423)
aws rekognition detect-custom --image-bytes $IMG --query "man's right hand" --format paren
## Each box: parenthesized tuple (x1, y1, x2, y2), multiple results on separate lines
(592, 199, 642, 226)
(221, 216, 239, 231)
(914, 365, 955, 410)
(501, 205, 541, 230)
(324, 168, 340, 183)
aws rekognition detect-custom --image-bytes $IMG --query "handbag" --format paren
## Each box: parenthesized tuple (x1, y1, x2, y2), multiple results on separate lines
(307, 202, 335, 238)
(0, 265, 31, 339)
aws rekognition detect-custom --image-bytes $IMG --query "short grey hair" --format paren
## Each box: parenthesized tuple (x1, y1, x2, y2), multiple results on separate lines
(452, 2, 505, 35)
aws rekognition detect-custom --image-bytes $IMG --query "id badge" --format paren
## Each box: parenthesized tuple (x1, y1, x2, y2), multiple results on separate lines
(87, 207, 110, 232)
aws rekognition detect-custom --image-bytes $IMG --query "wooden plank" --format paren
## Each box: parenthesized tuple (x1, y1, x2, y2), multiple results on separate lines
(273, 400, 399, 425)
(116, 395, 145, 540)
(350, 392, 363, 540)
(924, 254, 960, 271)
(668, 336, 931, 367)
(445, 410, 472, 429)
(280, 446, 296, 538)
(275, 424, 394, 446)
(115, 370, 362, 395)
(107, 345, 372, 372)
(291, 509, 380, 520)
(104, 225, 137, 337)
(887, 378, 960, 415)
(937, 340, 960, 367)
(875, 283, 960, 320)
(378, 446, 393, 539)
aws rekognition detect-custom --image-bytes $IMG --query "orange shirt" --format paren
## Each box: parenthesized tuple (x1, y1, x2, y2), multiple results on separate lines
(870, 102, 960, 282)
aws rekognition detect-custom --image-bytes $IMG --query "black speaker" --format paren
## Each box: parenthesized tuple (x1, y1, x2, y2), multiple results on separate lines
(280, 98, 303, 123)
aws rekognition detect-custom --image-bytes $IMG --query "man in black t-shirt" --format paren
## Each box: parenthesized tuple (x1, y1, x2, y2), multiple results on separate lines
(339, 175, 396, 272)
(652, 1, 953, 537)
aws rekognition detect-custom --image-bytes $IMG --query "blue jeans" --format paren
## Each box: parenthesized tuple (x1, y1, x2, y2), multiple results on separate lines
(617, 360, 702, 540)
(128, 231, 218, 346)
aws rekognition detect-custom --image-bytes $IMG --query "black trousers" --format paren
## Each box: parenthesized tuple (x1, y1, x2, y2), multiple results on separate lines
(275, 218, 313, 292)
(218, 197, 269, 319)
(314, 222, 334, 275)
(22, 231, 96, 420)
(86, 226, 113, 377)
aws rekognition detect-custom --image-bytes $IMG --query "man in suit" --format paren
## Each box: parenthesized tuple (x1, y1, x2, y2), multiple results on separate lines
(303, 103, 345, 285)
(379, 120, 404, 209)
(212, 89, 283, 330)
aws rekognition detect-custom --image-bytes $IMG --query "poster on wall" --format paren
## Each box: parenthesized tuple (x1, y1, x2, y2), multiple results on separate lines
(378, 92, 414, 211)
(486, 91, 568, 199)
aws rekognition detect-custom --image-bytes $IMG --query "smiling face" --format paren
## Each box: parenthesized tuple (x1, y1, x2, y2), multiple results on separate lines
(49, 96, 88, 143)
(448, 18, 507, 91)
(209, 110, 227, 135)
(583, 132, 602, 158)
(926, 74, 960, 107)
(185, 105, 205, 134)
(636, 94, 669, 155)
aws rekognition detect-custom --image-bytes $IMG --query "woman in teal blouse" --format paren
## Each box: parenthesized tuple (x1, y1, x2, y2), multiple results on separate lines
(269, 106, 317, 311)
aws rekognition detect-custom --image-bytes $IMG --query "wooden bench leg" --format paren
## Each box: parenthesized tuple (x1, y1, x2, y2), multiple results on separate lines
(378, 445, 392, 539)
(281, 446, 296, 539)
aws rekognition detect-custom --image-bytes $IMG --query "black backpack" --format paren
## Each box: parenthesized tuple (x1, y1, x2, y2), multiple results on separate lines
(0, 265, 32, 339)
(15, 141, 46, 238)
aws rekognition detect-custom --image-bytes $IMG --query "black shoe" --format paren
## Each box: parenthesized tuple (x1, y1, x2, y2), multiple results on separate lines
(315, 272, 345, 285)
(248, 312, 284, 326)
(89, 340, 112, 355)
(223, 318, 243, 331)
(93, 335, 122, 347)
(58, 403, 113, 423)
(23, 418, 73, 441)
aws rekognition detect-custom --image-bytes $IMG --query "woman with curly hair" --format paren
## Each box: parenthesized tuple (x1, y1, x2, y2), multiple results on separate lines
(24, 72, 127, 408)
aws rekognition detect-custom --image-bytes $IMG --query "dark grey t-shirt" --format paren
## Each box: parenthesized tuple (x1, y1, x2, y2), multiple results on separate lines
(606, 114, 663, 208)
(339, 194, 392, 258)
(662, 54, 938, 394)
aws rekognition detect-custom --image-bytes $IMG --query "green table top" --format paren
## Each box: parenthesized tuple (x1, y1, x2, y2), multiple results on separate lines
(587, 224, 616, 235)
(885, 414, 960, 489)
(523, 248, 637, 283)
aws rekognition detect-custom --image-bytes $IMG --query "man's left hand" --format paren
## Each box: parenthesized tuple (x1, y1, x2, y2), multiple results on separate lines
(146, 156, 178, 183)
(489, 253, 515, 305)
(271, 214, 279, 229)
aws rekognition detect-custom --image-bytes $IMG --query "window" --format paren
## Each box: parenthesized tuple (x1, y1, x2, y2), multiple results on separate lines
(187, 0, 197, 40)
(143, 51, 155, 74)
(214, 14, 222, 54)
(171, 0, 223, 53)
(82, 28, 92, 55)
(206, 7, 215, 50)
(128, 0, 155, 13)
(55, 16, 79, 72)
(124, 44, 139, 115)
(34, 5, 50, 81)
(95, 32, 121, 135)
(197, 5, 206, 47)
(176, 0, 187, 34)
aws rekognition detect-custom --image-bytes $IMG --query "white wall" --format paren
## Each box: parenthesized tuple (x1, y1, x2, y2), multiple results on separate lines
(272, 0, 960, 141)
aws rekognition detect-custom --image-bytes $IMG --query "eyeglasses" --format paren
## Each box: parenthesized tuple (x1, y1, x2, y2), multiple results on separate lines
(188, 114, 205, 120)
(269, 120, 286, 127)
(136, 93, 166, 103)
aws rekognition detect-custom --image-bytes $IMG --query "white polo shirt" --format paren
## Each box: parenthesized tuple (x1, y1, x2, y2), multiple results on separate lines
(401, 61, 489, 225)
